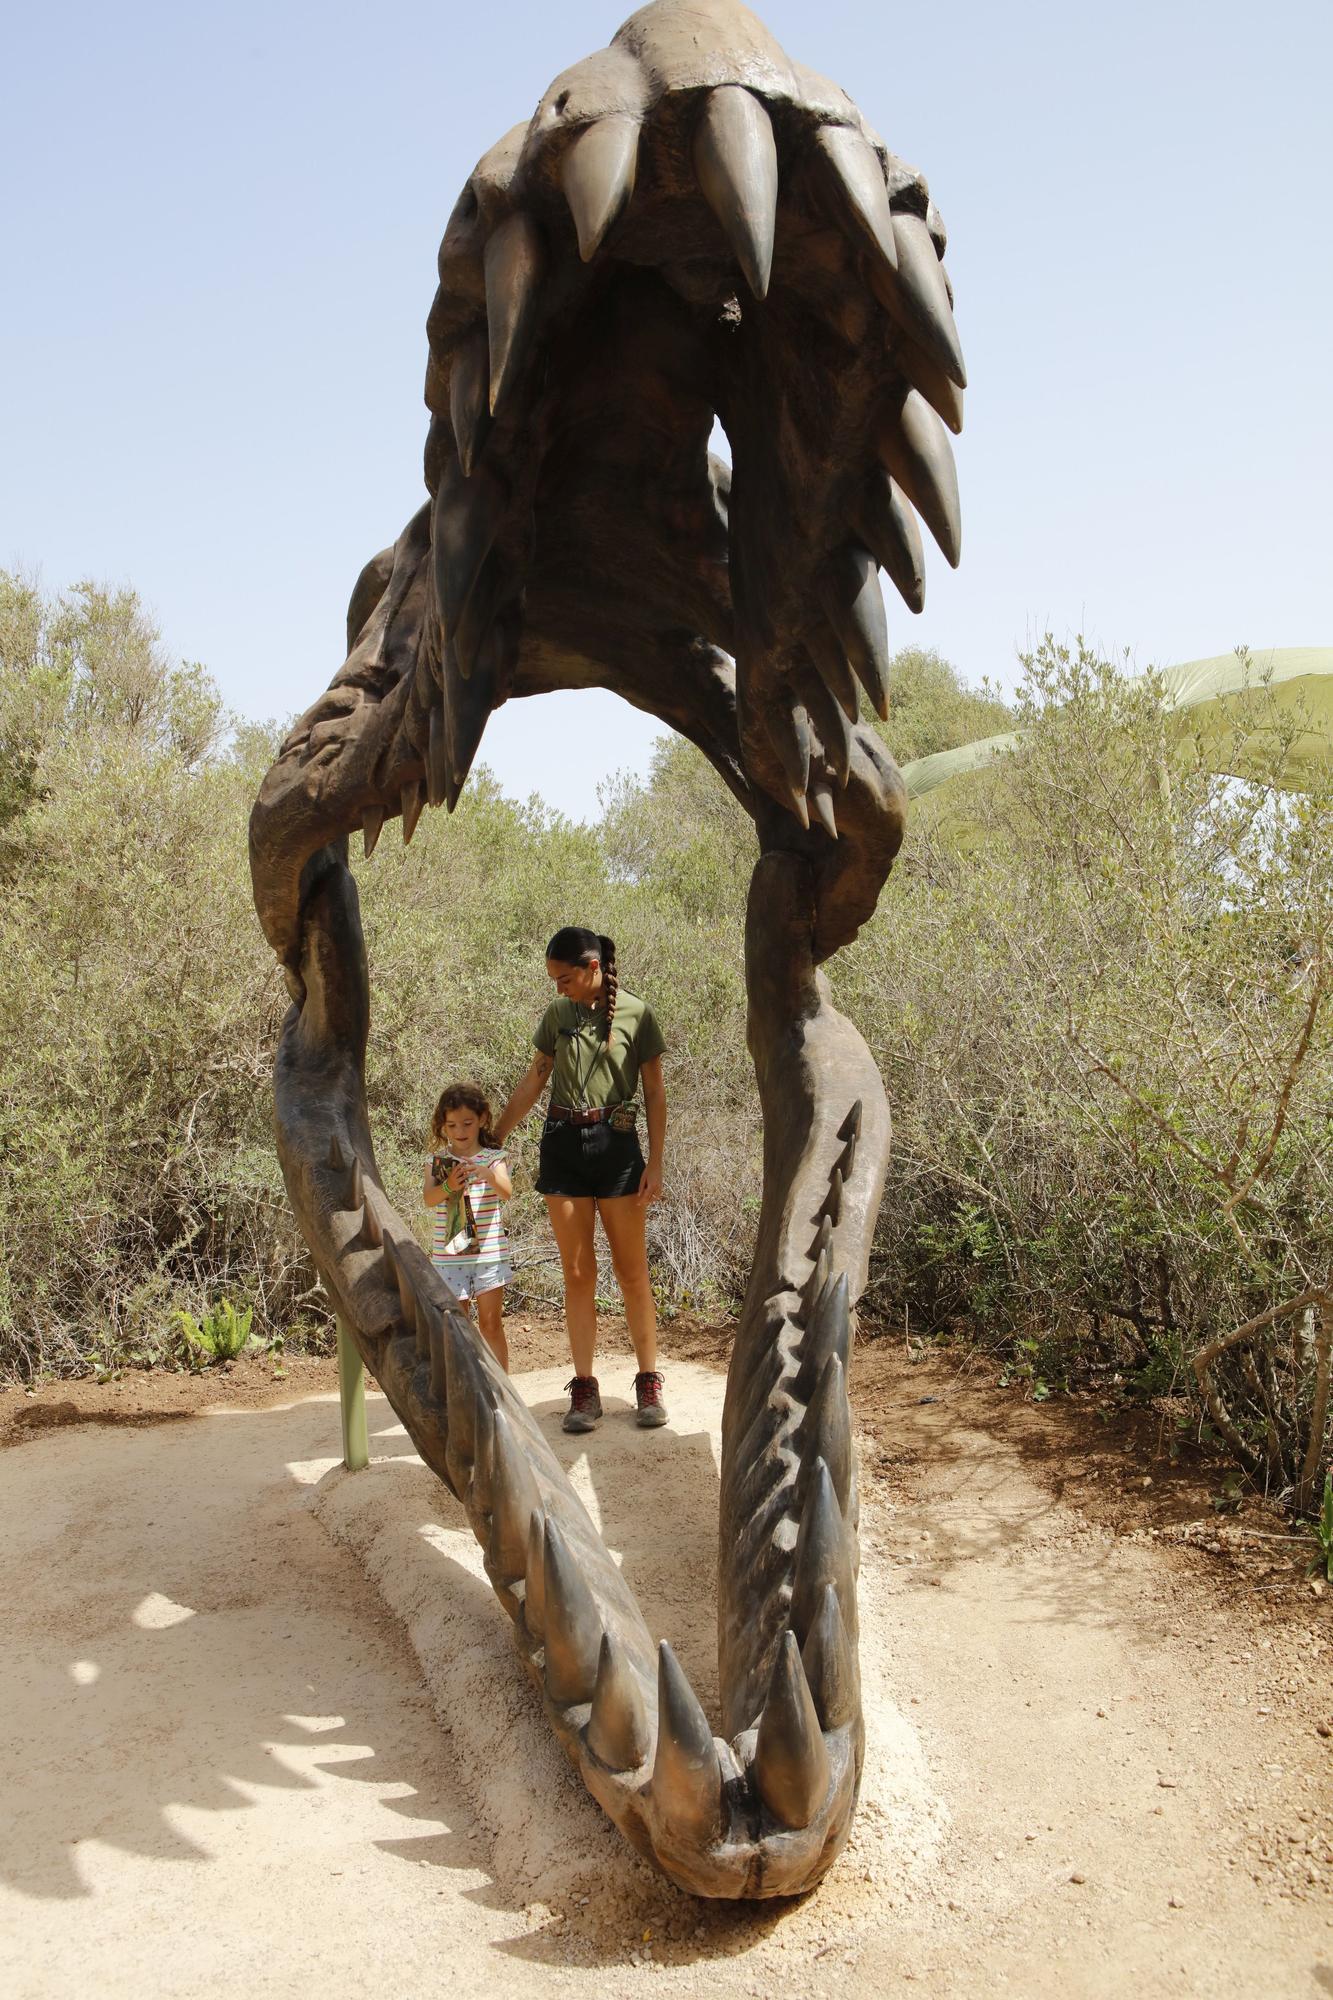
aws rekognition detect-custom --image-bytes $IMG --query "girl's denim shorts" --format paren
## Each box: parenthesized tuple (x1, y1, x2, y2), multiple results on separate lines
(432, 1255, 512, 1302)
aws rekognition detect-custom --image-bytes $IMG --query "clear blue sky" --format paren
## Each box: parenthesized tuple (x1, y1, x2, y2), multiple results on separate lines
(4, 0, 1329, 817)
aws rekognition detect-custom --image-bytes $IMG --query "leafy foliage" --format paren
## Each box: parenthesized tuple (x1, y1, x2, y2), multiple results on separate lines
(1, 577, 1328, 1503)
(176, 1298, 254, 1364)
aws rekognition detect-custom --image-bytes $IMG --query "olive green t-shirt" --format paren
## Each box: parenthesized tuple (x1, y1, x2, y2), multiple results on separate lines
(533, 988, 666, 1110)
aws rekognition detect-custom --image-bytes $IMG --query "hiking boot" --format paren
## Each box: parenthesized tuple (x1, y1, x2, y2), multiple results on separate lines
(562, 1375, 603, 1433)
(634, 1370, 668, 1428)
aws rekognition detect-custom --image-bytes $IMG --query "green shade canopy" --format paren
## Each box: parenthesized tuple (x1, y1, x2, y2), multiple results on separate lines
(899, 648, 1333, 802)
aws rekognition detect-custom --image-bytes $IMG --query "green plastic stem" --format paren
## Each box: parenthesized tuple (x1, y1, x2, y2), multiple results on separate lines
(336, 1315, 369, 1472)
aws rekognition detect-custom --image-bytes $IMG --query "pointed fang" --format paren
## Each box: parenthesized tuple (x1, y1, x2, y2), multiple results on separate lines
(858, 473, 926, 614)
(562, 114, 639, 261)
(800, 1353, 853, 1514)
(819, 546, 890, 720)
(693, 85, 778, 300)
(426, 701, 449, 809)
(542, 1517, 603, 1707)
(449, 327, 491, 478)
(790, 1459, 857, 1644)
(327, 1133, 347, 1174)
(875, 211, 966, 389)
(825, 1165, 844, 1227)
(651, 1641, 722, 1843)
(795, 1272, 852, 1404)
(810, 783, 838, 840)
(815, 125, 897, 274)
(400, 778, 425, 844)
(361, 805, 383, 857)
(524, 1511, 546, 1643)
(753, 1629, 831, 1829)
(586, 1632, 652, 1770)
(484, 210, 544, 414)
(349, 1156, 364, 1214)
(432, 458, 507, 650)
(470, 1387, 495, 1518)
(487, 1407, 540, 1582)
(879, 390, 961, 568)
(801, 1582, 858, 1731)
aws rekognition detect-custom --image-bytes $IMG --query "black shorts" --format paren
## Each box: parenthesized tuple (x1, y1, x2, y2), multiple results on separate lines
(536, 1118, 646, 1200)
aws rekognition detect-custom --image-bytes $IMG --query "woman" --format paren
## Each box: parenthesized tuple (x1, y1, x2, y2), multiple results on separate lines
(493, 927, 668, 1434)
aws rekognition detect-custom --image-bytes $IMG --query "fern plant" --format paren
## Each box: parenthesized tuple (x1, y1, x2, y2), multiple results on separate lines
(176, 1298, 254, 1365)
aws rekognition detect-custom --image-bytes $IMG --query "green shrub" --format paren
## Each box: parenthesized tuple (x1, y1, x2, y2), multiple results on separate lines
(176, 1298, 254, 1364)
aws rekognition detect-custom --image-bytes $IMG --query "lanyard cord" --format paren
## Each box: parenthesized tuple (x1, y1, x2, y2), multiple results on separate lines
(568, 1001, 610, 1109)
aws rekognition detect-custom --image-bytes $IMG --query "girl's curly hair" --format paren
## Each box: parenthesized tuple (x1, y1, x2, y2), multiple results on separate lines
(430, 1083, 497, 1148)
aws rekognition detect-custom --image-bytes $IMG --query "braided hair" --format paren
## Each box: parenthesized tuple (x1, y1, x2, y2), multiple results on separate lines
(546, 926, 618, 1039)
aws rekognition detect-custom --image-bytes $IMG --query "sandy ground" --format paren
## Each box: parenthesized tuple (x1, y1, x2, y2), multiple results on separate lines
(1, 1331, 1330, 1998)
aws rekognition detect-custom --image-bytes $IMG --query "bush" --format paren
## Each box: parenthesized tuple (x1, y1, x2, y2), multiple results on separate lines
(840, 637, 1332, 1506)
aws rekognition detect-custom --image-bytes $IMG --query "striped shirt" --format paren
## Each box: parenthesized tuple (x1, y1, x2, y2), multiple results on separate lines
(428, 1147, 510, 1264)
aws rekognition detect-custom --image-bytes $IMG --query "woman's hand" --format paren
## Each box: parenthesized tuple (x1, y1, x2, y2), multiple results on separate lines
(638, 1159, 663, 1205)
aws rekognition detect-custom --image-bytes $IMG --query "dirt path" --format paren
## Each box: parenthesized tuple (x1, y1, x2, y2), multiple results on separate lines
(1, 1331, 1329, 1997)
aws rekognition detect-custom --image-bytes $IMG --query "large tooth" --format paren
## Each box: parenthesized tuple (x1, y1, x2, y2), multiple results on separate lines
(814, 125, 897, 275)
(819, 546, 890, 720)
(349, 1156, 365, 1214)
(895, 332, 964, 435)
(470, 1387, 496, 1518)
(858, 473, 926, 613)
(650, 1641, 723, 1844)
(845, 1098, 863, 1141)
(400, 778, 425, 844)
(449, 327, 491, 478)
(799, 1353, 852, 1513)
(426, 700, 449, 809)
(487, 1406, 540, 1582)
(810, 782, 838, 840)
(427, 1306, 447, 1397)
(386, 1239, 417, 1332)
(484, 211, 544, 414)
(693, 86, 778, 301)
(432, 459, 507, 650)
(804, 624, 861, 726)
(878, 390, 961, 568)
(800, 668, 854, 789)
(825, 1164, 844, 1226)
(800, 1581, 858, 1731)
(562, 114, 639, 260)
(873, 210, 966, 389)
(795, 1273, 851, 1404)
(789, 1459, 857, 1643)
(765, 699, 811, 800)
(542, 1517, 603, 1706)
(753, 1629, 831, 1829)
(586, 1632, 652, 1770)
(361, 805, 384, 858)
(841, 1126, 857, 1179)
(523, 1511, 546, 1643)
(444, 635, 497, 801)
(328, 1134, 347, 1174)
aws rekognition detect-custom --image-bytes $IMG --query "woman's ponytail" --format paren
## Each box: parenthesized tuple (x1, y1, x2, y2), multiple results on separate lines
(598, 934, 618, 1038)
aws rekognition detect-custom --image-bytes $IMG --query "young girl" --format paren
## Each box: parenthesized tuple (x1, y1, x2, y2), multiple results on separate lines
(423, 1083, 513, 1371)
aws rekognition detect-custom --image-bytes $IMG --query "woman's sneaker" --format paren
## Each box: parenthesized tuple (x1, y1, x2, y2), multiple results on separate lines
(634, 1371, 668, 1428)
(562, 1375, 603, 1433)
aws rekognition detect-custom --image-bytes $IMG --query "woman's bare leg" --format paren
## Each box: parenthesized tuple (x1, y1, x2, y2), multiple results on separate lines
(545, 1195, 599, 1376)
(474, 1286, 509, 1372)
(598, 1195, 658, 1372)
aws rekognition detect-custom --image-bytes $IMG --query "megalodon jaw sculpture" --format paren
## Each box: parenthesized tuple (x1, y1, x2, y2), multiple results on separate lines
(249, 0, 963, 1900)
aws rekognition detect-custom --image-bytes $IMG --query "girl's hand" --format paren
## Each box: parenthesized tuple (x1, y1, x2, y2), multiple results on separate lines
(638, 1160, 663, 1205)
(447, 1162, 470, 1192)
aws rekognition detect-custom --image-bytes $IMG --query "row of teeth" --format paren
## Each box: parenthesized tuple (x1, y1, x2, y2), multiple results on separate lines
(320, 1098, 863, 1889)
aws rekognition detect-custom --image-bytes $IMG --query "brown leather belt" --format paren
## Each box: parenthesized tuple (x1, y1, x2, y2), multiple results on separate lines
(547, 1103, 613, 1126)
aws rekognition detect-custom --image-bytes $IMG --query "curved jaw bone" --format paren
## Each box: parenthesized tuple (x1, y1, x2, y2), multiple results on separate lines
(266, 838, 884, 1898)
(250, 0, 964, 1901)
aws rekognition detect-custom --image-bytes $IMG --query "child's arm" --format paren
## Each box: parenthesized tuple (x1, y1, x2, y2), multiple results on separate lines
(486, 1155, 513, 1200)
(423, 1157, 449, 1206)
